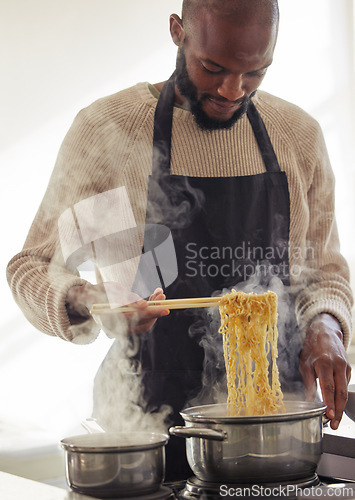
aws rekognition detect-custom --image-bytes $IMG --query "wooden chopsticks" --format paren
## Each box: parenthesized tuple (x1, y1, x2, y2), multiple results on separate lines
(90, 296, 222, 315)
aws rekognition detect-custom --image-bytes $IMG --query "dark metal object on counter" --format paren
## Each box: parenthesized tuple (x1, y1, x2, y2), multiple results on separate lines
(170, 401, 326, 483)
(61, 431, 169, 498)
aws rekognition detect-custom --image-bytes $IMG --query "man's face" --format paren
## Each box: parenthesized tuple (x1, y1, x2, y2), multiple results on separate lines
(174, 9, 277, 130)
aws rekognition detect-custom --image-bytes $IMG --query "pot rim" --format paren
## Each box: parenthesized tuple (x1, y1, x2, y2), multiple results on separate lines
(180, 401, 327, 424)
(61, 431, 169, 453)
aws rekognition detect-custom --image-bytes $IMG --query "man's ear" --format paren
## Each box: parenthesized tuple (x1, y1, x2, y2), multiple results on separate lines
(170, 14, 185, 46)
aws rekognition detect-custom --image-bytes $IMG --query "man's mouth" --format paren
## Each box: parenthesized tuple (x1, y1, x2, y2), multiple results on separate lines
(205, 96, 245, 116)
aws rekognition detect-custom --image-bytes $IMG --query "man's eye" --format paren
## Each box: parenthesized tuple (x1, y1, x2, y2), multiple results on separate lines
(201, 63, 223, 74)
(246, 70, 267, 78)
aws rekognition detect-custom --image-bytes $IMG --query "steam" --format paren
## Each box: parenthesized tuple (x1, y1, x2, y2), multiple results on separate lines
(187, 305, 227, 406)
(187, 270, 305, 409)
(55, 164, 305, 433)
(53, 138, 207, 432)
(91, 329, 171, 433)
(54, 162, 307, 434)
(146, 168, 205, 228)
(51, 114, 313, 436)
(15, 77, 341, 450)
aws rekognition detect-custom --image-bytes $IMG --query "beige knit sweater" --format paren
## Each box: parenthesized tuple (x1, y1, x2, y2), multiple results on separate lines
(6, 83, 353, 347)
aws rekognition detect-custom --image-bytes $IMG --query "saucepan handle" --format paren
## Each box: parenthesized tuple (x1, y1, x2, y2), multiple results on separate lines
(81, 417, 106, 434)
(322, 414, 331, 426)
(169, 426, 227, 441)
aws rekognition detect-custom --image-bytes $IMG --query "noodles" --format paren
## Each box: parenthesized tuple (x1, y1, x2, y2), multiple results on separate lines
(219, 290, 284, 416)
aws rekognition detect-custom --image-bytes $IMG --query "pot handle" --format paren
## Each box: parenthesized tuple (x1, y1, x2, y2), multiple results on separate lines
(81, 418, 106, 434)
(169, 426, 227, 441)
(322, 414, 331, 426)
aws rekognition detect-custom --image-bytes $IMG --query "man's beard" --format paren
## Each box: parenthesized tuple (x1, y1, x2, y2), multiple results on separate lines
(175, 46, 254, 131)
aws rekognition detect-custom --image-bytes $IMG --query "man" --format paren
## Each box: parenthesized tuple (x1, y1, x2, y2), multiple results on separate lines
(7, 0, 352, 480)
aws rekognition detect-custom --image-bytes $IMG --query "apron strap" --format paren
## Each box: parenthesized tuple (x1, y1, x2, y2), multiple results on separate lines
(247, 100, 280, 173)
(152, 75, 281, 175)
(152, 73, 176, 176)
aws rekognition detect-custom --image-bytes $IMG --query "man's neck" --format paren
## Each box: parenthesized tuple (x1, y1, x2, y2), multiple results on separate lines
(153, 82, 187, 107)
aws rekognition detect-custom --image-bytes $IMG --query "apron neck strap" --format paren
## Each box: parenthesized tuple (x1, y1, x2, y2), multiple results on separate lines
(152, 73, 176, 175)
(152, 75, 281, 175)
(246, 100, 280, 173)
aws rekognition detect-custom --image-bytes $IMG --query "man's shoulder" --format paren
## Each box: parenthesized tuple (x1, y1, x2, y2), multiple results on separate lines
(78, 82, 156, 125)
(255, 90, 320, 130)
(254, 91, 327, 161)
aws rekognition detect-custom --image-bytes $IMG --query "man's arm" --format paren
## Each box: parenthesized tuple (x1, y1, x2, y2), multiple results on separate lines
(7, 107, 114, 343)
(65, 284, 169, 337)
(293, 122, 353, 427)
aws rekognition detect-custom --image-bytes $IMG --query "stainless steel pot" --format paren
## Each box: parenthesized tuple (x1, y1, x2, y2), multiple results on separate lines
(170, 401, 326, 483)
(61, 431, 169, 498)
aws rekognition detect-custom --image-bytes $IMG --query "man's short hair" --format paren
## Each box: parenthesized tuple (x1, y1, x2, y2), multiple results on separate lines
(182, 0, 279, 31)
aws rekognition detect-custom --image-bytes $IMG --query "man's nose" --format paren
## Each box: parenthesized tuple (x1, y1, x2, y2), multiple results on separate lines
(217, 74, 245, 101)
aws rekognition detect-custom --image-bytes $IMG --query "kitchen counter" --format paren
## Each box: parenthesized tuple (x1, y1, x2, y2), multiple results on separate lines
(0, 471, 99, 500)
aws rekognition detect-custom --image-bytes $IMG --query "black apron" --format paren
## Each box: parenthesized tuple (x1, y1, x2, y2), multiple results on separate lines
(131, 75, 302, 480)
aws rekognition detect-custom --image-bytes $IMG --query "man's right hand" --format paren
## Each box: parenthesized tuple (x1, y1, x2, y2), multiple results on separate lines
(66, 283, 169, 337)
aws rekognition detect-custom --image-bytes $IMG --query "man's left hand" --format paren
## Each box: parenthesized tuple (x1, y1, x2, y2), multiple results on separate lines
(299, 313, 352, 429)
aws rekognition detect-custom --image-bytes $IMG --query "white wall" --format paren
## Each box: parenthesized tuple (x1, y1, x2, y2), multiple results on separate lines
(1, 0, 354, 438)
(268, 1, 355, 265)
(1, 0, 181, 438)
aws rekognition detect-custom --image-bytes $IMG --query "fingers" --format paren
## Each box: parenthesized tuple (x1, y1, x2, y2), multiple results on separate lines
(300, 315, 351, 430)
(134, 315, 164, 334)
(314, 356, 350, 429)
(149, 288, 165, 301)
(88, 283, 171, 337)
(96, 306, 159, 337)
(105, 288, 170, 336)
(315, 358, 336, 424)
(332, 369, 349, 429)
(126, 303, 169, 334)
(300, 361, 317, 402)
(145, 287, 170, 317)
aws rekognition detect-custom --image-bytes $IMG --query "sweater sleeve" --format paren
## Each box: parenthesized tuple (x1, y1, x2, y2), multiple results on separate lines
(6, 107, 113, 344)
(294, 124, 353, 348)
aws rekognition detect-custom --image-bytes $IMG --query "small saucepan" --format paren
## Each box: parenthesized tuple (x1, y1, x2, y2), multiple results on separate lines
(61, 430, 169, 498)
